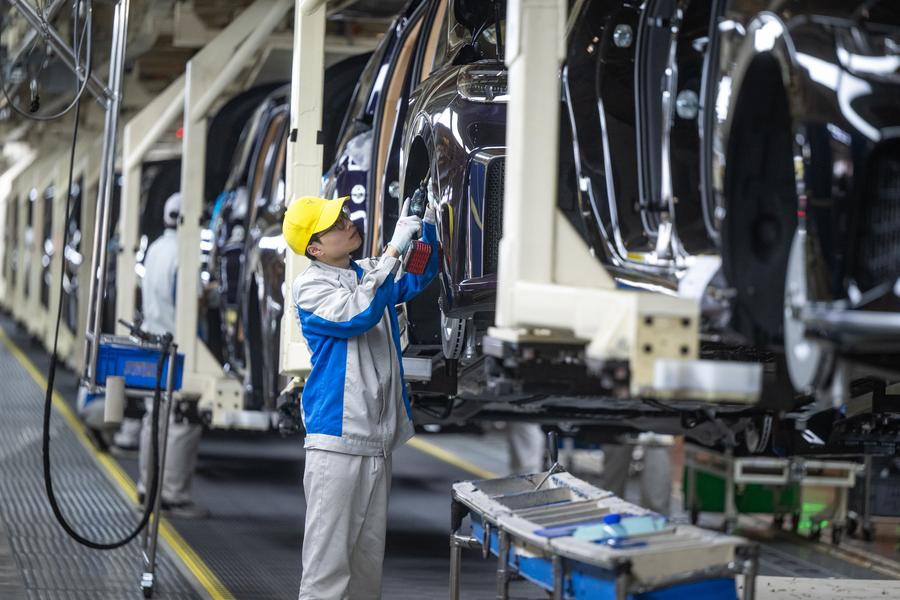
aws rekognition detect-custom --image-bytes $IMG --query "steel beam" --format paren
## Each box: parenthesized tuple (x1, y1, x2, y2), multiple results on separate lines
(7, 0, 112, 104)
(81, 0, 130, 387)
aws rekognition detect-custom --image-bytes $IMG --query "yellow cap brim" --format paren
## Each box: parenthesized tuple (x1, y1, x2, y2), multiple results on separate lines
(312, 196, 349, 236)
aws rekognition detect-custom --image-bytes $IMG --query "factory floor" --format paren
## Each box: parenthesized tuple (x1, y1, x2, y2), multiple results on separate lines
(2, 312, 900, 599)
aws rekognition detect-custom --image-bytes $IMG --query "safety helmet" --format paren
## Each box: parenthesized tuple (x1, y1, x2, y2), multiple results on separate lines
(164, 192, 182, 228)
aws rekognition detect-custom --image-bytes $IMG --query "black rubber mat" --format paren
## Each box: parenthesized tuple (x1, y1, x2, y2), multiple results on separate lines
(0, 315, 201, 600)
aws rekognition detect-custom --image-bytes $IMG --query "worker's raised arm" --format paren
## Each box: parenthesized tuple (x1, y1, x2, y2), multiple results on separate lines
(293, 256, 399, 339)
(393, 220, 440, 305)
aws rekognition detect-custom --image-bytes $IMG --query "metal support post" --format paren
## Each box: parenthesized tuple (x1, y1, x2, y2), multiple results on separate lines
(141, 342, 179, 599)
(496, 530, 510, 600)
(739, 546, 759, 600)
(81, 0, 130, 388)
(75, 137, 104, 373)
(552, 555, 565, 600)
(834, 484, 849, 536)
(686, 455, 697, 520)
(449, 532, 478, 600)
(280, 0, 327, 377)
(449, 540, 461, 600)
(863, 454, 872, 527)
(724, 446, 737, 533)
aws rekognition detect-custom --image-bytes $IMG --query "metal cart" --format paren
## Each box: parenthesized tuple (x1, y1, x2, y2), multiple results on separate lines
(450, 470, 759, 600)
(94, 325, 184, 598)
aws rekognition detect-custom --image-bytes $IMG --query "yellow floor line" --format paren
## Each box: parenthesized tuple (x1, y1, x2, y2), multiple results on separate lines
(407, 436, 499, 480)
(0, 327, 235, 600)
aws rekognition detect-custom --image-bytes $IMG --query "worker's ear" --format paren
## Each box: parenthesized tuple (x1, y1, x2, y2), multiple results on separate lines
(306, 241, 323, 259)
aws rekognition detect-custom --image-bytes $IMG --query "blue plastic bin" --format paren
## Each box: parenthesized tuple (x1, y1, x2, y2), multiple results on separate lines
(96, 342, 184, 391)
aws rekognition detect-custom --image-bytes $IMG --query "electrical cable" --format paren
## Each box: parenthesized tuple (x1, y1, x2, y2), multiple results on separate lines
(36, 10, 167, 548)
(0, 0, 94, 121)
(42, 93, 166, 549)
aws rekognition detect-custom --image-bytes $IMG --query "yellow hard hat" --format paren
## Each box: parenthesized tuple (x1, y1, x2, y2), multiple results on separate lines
(282, 196, 349, 255)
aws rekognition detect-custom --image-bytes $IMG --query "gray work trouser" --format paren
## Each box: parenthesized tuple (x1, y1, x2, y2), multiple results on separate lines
(299, 449, 391, 600)
(506, 422, 546, 474)
(137, 400, 202, 505)
(603, 444, 672, 515)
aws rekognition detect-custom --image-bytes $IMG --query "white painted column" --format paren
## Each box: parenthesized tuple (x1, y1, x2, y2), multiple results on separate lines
(175, 0, 292, 397)
(116, 77, 185, 335)
(279, 0, 326, 378)
(495, 0, 568, 328)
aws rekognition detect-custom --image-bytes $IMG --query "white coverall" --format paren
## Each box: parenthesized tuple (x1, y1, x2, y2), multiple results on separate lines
(506, 423, 546, 474)
(137, 228, 202, 506)
(603, 443, 672, 515)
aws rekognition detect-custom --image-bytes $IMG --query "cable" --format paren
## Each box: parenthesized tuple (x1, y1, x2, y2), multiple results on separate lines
(41, 68, 165, 550)
(0, 0, 94, 122)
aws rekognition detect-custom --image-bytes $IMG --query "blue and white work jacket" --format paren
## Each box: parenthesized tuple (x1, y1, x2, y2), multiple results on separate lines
(292, 222, 439, 456)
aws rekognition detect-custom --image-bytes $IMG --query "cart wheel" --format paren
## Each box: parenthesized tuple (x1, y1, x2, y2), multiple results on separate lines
(790, 512, 801, 533)
(846, 515, 858, 538)
(690, 507, 700, 525)
(862, 523, 875, 543)
(810, 524, 822, 542)
(773, 514, 785, 530)
(831, 526, 844, 545)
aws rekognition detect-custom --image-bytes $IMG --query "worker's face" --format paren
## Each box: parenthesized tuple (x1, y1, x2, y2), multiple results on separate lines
(306, 208, 361, 261)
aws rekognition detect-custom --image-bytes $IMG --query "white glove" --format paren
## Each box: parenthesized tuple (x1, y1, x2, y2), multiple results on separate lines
(388, 198, 422, 254)
(424, 187, 438, 225)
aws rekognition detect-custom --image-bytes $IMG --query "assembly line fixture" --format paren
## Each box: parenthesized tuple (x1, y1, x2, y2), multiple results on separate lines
(113, 0, 293, 429)
(488, 0, 763, 404)
(278, 0, 328, 380)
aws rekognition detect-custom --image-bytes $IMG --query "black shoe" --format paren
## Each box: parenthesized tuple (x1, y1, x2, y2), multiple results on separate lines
(109, 444, 139, 459)
(135, 493, 209, 519)
(161, 502, 210, 520)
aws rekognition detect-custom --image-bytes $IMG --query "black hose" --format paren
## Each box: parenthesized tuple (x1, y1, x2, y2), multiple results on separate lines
(40, 65, 165, 550)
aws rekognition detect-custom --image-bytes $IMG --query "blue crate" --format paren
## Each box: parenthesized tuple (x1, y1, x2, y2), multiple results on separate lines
(96, 342, 184, 391)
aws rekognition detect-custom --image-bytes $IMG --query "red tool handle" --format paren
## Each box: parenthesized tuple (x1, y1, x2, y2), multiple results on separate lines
(404, 240, 432, 275)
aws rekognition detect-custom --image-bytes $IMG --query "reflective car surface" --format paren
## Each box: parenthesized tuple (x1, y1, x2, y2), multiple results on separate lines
(202, 56, 371, 411)
(322, 0, 900, 454)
